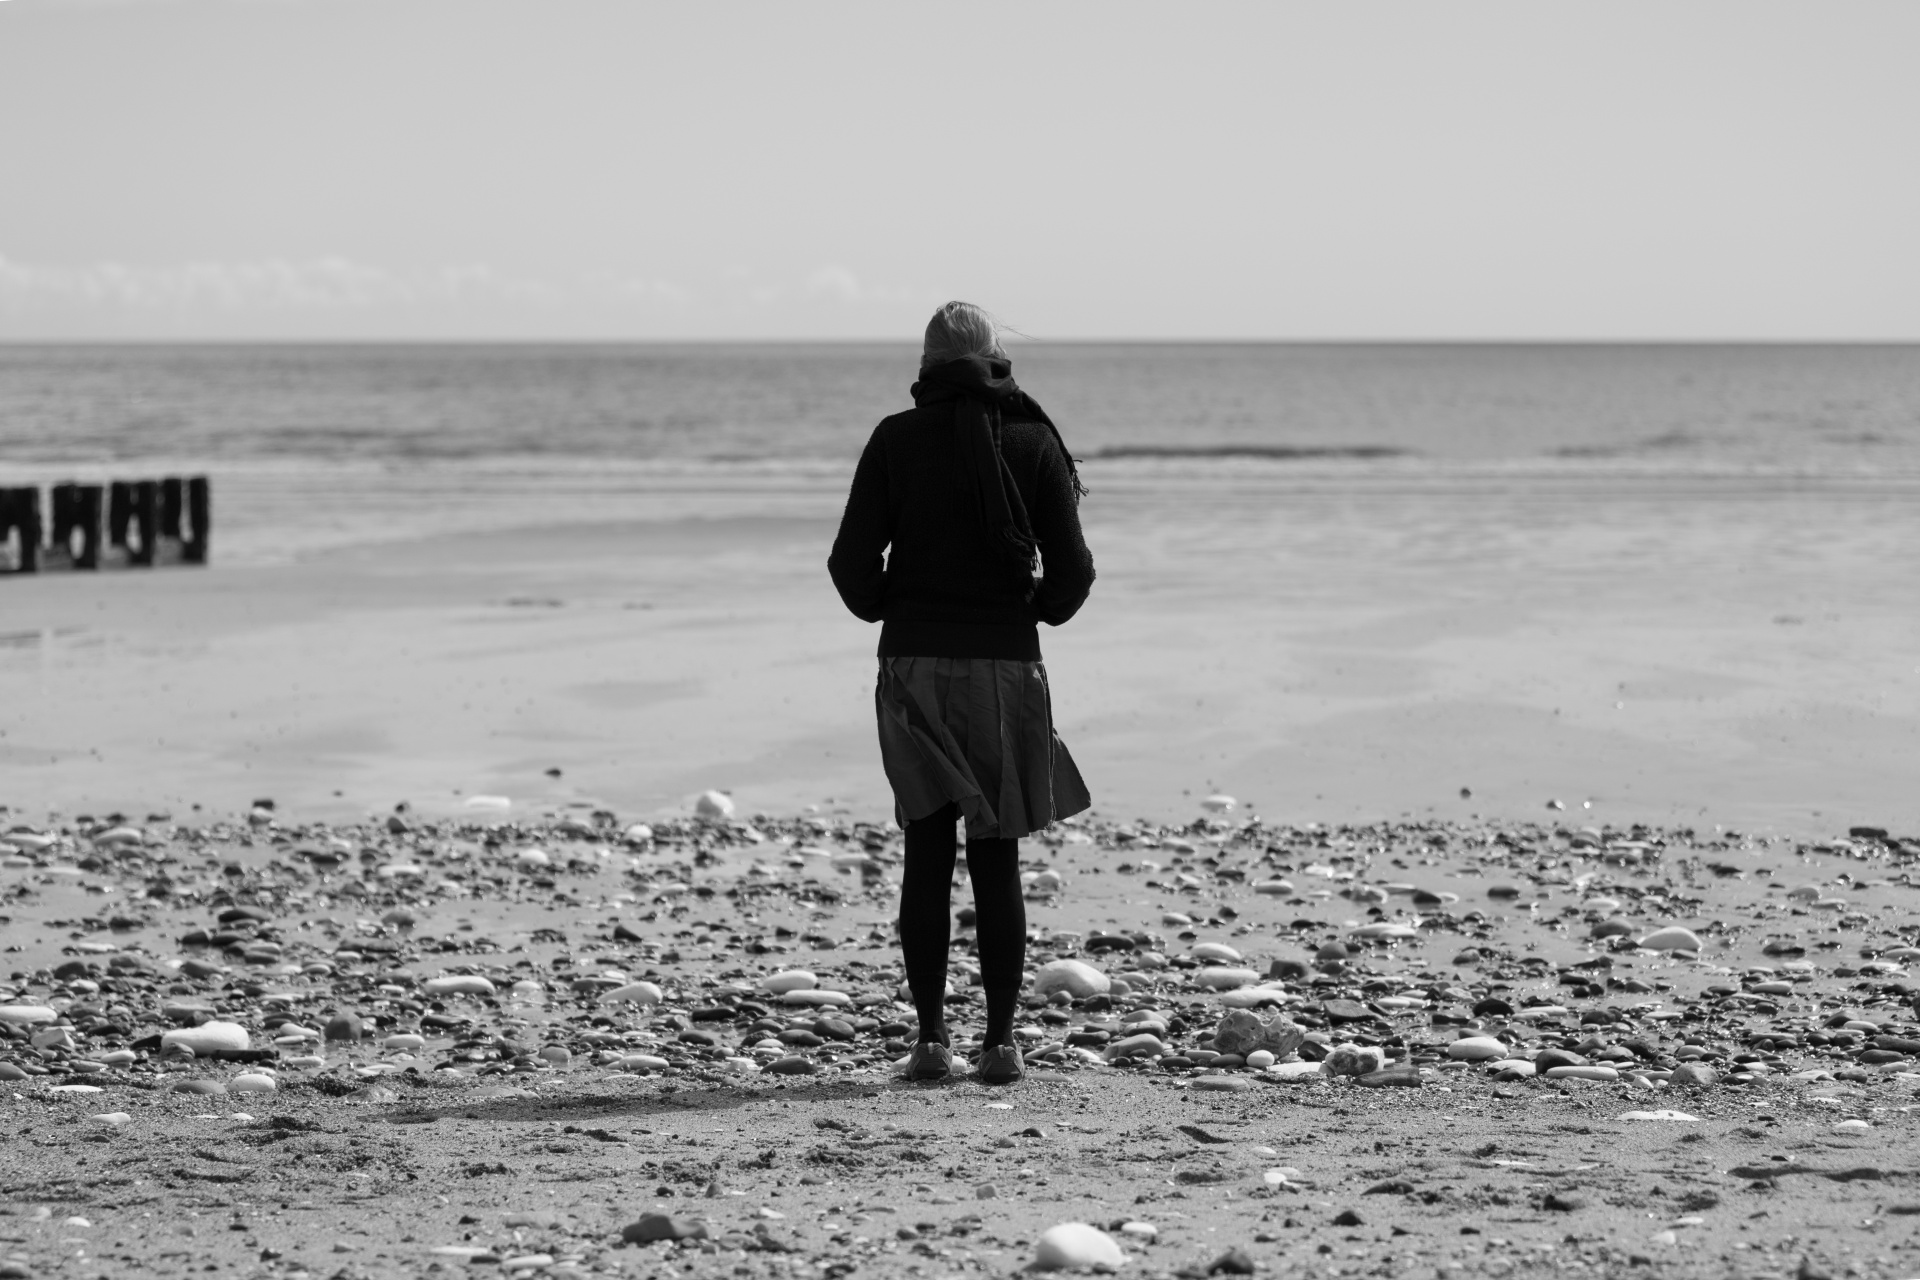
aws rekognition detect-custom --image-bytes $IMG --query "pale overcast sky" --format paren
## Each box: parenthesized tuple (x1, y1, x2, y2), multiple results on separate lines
(2, 0, 1915, 340)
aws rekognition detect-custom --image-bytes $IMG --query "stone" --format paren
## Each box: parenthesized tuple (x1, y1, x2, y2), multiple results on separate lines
(1545, 1065, 1618, 1082)
(765, 1056, 816, 1075)
(1032, 1223, 1125, 1270)
(1200, 794, 1237, 813)
(1669, 1063, 1717, 1088)
(1245, 1050, 1275, 1070)
(694, 790, 735, 819)
(622, 1213, 708, 1243)
(1639, 926, 1704, 953)
(601, 982, 664, 1006)
(324, 1014, 365, 1042)
(1193, 1075, 1253, 1092)
(161, 1021, 249, 1055)
(423, 975, 496, 997)
(1103, 1033, 1166, 1061)
(1032, 959, 1110, 999)
(761, 970, 818, 994)
(0, 1005, 57, 1026)
(1208, 1247, 1256, 1274)
(1591, 917, 1636, 939)
(163, 1078, 227, 1095)
(1321, 1044, 1386, 1077)
(1354, 1063, 1421, 1088)
(1191, 942, 1242, 963)
(1195, 967, 1259, 990)
(1447, 1036, 1507, 1061)
(229, 1072, 277, 1093)
(1618, 1110, 1701, 1122)
(779, 990, 851, 1007)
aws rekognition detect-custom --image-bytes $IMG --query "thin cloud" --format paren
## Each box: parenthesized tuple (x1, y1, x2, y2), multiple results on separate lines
(0, 254, 554, 312)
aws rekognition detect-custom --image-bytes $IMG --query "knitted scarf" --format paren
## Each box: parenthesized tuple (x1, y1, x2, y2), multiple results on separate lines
(910, 355, 1086, 593)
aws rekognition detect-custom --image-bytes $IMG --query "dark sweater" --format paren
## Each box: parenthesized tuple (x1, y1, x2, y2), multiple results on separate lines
(828, 403, 1095, 659)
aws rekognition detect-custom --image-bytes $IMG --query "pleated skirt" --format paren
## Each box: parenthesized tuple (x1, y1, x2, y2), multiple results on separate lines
(875, 656, 1092, 841)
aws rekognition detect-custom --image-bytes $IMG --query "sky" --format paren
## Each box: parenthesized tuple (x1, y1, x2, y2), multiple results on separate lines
(1, 1, 1917, 341)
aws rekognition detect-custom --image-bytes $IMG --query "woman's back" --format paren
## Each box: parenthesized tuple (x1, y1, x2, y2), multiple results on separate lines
(829, 405, 1094, 659)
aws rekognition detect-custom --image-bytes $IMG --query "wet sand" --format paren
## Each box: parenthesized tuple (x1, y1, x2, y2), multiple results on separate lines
(1, 467, 1914, 837)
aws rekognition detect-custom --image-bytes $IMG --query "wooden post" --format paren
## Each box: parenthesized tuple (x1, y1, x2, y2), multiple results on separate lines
(64, 484, 105, 569)
(129, 480, 158, 567)
(108, 481, 133, 550)
(184, 476, 211, 564)
(159, 478, 185, 539)
(0, 487, 43, 574)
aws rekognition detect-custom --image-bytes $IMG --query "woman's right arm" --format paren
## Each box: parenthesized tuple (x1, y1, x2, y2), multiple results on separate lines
(1030, 436, 1095, 626)
(827, 426, 891, 623)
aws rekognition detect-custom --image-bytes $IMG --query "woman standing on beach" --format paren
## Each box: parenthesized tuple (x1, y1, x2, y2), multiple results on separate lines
(828, 302, 1096, 1085)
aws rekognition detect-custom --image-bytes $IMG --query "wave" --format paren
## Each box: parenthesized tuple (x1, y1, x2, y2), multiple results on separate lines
(1087, 443, 1413, 461)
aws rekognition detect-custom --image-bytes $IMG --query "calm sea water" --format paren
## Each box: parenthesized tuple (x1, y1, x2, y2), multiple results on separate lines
(2, 343, 1916, 559)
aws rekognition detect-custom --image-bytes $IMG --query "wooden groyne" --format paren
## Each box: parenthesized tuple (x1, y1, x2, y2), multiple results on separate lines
(0, 477, 209, 574)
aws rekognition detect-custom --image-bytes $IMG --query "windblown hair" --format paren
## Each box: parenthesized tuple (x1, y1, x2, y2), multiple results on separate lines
(921, 301, 1005, 370)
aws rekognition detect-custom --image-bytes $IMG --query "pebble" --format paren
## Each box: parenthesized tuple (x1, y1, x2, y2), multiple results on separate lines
(1195, 967, 1259, 990)
(423, 975, 496, 996)
(1190, 942, 1242, 963)
(1639, 926, 1704, 952)
(1618, 1110, 1701, 1122)
(89, 1111, 132, 1125)
(601, 981, 663, 1006)
(1193, 1075, 1253, 1092)
(229, 1072, 277, 1093)
(0, 1005, 56, 1025)
(1669, 1063, 1717, 1087)
(1031, 959, 1110, 998)
(694, 790, 735, 819)
(324, 1013, 365, 1042)
(760, 970, 818, 994)
(1447, 1036, 1507, 1061)
(622, 1213, 709, 1243)
(1032, 1223, 1125, 1270)
(1119, 1222, 1157, 1239)
(161, 1021, 250, 1055)
(1544, 1065, 1618, 1082)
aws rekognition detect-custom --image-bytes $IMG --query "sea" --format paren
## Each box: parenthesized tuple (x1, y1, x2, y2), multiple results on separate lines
(2, 342, 1917, 562)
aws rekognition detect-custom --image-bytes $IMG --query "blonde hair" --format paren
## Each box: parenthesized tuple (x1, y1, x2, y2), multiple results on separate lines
(921, 301, 1005, 369)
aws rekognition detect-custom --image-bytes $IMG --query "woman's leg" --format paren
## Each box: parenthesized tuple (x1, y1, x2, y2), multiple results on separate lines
(899, 802, 960, 1045)
(964, 834, 1027, 1049)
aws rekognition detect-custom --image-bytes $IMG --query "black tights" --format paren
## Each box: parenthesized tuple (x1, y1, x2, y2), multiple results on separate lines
(898, 802, 1025, 1048)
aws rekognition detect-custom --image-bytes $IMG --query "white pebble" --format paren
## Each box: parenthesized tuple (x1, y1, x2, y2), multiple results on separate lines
(1618, 1110, 1701, 1122)
(1194, 967, 1258, 990)
(601, 982, 663, 1006)
(1447, 1036, 1507, 1061)
(1031, 959, 1110, 999)
(1033, 1223, 1125, 1270)
(1639, 926, 1704, 952)
(161, 1022, 250, 1055)
(229, 1073, 277, 1094)
(694, 790, 735, 819)
(1190, 942, 1242, 963)
(760, 970, 818, 994)
(423, 975, 496, 997)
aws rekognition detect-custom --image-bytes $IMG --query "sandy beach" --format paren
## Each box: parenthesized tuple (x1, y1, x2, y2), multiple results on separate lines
(4, 804, 1920, 1280)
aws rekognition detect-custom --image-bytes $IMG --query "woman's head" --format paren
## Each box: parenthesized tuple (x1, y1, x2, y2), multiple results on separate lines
(921, 301, 1005, 370)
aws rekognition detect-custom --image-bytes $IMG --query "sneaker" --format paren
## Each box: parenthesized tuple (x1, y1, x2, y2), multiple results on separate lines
(905, 1041, 952, 1081)
(977, 1044, 1024, 1085)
